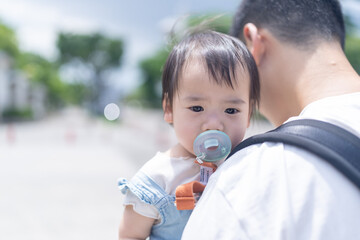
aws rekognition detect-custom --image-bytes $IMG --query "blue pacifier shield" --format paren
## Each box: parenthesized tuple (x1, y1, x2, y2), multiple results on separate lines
(193, 130, 232, 162)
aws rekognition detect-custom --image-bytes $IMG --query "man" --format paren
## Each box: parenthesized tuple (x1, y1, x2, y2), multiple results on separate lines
(182, 0, 360, 239)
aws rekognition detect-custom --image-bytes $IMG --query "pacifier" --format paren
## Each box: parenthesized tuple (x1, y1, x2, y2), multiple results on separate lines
(193, 130, 232, 163)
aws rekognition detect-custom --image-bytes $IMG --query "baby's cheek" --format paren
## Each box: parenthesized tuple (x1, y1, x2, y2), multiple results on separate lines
(231, 134, 246, 149)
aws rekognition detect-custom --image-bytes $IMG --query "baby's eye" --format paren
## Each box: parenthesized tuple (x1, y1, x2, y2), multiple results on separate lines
(189, 106, 204, 112)
(225, 108, 239, 114)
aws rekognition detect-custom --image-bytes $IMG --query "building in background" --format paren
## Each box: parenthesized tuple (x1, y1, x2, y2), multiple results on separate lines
(0, 52, 46, 121)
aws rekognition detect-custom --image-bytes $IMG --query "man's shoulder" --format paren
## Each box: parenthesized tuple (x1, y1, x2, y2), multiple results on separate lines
(221, 142, 319, 177)
(213, 141, 352, 197)
(298, 92, 360, 136)
(208, 141, 360, 215)
(193, 142, 360, 240)
(224, 141, 313, 170)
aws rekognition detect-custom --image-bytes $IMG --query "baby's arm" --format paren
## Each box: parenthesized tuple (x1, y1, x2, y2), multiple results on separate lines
(118, 205, 155, 240)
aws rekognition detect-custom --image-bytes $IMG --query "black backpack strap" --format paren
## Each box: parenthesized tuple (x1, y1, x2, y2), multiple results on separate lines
(227, 119, 360, 189)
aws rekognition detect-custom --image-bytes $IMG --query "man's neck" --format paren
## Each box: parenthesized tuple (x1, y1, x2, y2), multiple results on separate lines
(297, 42, 360, 109)
(265, 41, 360, 126)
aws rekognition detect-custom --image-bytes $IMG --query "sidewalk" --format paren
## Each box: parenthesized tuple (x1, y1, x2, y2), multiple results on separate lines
(0, 106, 272, 240)
(0, 107, 152, 240)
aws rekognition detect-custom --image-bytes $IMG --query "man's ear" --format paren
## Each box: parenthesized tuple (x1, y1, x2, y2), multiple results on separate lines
(243, 23, 265, 66)
(162, 96, 173, 124)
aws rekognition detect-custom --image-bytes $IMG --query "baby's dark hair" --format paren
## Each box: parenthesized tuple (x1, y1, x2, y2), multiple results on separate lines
(162, 30, 260, 115)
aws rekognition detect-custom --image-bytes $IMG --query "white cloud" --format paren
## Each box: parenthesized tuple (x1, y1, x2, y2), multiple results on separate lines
(0, 0, 102, 59)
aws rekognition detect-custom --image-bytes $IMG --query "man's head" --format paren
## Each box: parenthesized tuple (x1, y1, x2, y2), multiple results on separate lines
(230, 0, 348, 126)
(230, 0, 345, 50)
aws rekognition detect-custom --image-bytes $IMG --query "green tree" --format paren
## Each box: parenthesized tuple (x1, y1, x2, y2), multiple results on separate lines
(56, 32, 124, 114)
(16, 52, 68, 108)
(0, 21, 70, 113)
(133, 13, 232, 108)
(345, 36, 360, 74)
(0, 20, 88, 116)
(344, 15, 360, 75)
(130, 48, 169, 108)
(0, 21, 19, 58)
(186, 13, 232, 34)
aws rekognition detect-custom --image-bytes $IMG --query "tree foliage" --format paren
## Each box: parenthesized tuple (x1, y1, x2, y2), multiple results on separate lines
(345, 35, 360, 74)
(344, 15, 360, 75)
(185, 13, 232, 34)
(56, 32, 124, 113)
(0, 21, 19, 58)
(0, 21, 70, 111)
(133, 13, 232, 108)
(129, 48, 169, 108)
(16, 52, 68, 108)
(57, 33, 124, 71)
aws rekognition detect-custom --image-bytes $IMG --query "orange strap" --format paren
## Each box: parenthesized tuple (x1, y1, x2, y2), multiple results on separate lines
(194, 160, 218, 171)
(175, 181, 205, 210)
(175, 161, 218, 210)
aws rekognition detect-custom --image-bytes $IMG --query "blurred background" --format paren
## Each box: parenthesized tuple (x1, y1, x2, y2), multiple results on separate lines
(0, 0, 359, 239)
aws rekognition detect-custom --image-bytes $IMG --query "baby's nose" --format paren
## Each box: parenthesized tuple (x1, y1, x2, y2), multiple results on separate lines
(202, 114, 224, 132)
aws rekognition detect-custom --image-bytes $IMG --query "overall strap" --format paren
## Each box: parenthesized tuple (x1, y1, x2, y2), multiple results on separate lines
(175, 181, 205, 210)
(227, 119, 360, 189)
(175, 161, 218, 210)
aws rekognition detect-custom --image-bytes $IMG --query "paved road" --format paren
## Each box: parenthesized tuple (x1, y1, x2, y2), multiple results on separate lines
(0, 107, 272, 240)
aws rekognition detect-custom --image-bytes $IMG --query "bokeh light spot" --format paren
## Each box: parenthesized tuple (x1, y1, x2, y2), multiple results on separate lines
(104, 103, 120, 121)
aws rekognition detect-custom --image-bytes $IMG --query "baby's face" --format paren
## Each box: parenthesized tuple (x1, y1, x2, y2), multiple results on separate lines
(164, 59, 251, 158)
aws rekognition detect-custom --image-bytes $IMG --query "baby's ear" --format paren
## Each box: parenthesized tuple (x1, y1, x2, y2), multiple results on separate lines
(162, 95, 173, 124)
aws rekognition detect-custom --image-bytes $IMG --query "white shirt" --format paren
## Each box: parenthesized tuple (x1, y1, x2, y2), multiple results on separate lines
(123, 152, 200, 219)
(182, 93, 360, 240)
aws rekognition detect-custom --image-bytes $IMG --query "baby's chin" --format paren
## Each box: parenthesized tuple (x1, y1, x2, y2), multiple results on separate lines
(167, 143, 196, 159)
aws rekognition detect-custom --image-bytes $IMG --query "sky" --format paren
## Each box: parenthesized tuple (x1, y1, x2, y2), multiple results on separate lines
(0, 0, 359, 95)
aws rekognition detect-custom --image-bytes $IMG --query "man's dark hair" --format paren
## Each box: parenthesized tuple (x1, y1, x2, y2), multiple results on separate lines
(230, 0, 345, 49)
(162, 30, 260, 115)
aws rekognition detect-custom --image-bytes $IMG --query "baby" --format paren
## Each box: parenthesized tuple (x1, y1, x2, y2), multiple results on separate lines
(118, 30, 260, 240)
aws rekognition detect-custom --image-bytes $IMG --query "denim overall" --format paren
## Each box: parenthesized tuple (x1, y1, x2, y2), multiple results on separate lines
(118, 171, 192, 240)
